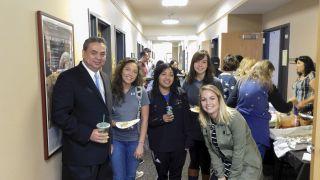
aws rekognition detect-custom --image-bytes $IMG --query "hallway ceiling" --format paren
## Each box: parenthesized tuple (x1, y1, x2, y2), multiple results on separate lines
(125, 0, 292, 40)
(126, 0, 221, 26)
(126, 0, 292, 27)
(232, 0, 292, 14)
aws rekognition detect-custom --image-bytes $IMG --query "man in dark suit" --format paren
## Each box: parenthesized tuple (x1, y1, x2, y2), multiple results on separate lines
(52, 37, 112, 180)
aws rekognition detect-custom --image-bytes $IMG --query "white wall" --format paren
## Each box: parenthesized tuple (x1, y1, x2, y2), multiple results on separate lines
(68, 0, 148, 63)
(262, 0, 319, 98)
(144, 25, 197, 40)
(198, 16, 228, 58)
(196, 0, 249, 58)
(108, 0, 147, 57)
(186, 40, 200, 72)
(197, 0, 247, 34)
(198, 16, 229, 41)
(0, 0, 146, 179)
(153, 42, 172, 62)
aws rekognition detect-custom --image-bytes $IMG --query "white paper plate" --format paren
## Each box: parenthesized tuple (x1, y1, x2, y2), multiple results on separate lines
(115, 119, 140, 129)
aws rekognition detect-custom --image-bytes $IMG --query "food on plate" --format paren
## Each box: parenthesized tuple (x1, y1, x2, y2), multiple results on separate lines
(116, 119, 140, 129)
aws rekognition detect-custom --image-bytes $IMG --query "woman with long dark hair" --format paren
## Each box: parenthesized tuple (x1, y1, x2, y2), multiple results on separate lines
(148, 63, 193, 180)
(111, 59, 149, 180)
(182, 50, 223, 180)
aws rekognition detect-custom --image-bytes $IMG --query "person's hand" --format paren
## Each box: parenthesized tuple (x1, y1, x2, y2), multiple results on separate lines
(163, 114, 174, 122)
(90, 129, 109, 143)
(218, 176, 226, 180)
(296, 101, 305, 110)
(134, 143, 144, 159)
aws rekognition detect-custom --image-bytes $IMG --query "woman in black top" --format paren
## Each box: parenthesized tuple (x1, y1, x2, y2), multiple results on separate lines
(148, 63, 193, 180)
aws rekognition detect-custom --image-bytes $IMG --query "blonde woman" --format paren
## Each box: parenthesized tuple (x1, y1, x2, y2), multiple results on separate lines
(234, 57, 258, 80)
(227, 60, 293, 158)
(199, 85, 262, 180)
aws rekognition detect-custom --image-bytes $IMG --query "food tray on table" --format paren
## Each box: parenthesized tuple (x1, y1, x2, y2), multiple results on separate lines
(270, 125, 312, 140)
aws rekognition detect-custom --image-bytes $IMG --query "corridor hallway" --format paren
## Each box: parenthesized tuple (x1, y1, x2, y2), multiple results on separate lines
(1, 0, 320, 180)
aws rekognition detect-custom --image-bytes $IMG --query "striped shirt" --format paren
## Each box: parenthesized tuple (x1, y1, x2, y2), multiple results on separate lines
(293, 71, 315, 113)
(210, 124, 232, 177)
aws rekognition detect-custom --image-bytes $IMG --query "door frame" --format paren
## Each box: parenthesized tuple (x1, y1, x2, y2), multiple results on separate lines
(88, 10, 112, 76)
(211, 36, 219, 58)
(263, 23, 290, 100)
(310, 7, 320, 180)
(115, 27, 126, 63)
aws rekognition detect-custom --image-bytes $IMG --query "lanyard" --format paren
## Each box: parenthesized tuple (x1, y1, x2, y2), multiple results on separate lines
(162, 93, 170, 106)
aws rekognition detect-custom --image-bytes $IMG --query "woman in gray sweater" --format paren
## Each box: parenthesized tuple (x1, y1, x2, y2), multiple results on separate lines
(198, 85, 262, 180)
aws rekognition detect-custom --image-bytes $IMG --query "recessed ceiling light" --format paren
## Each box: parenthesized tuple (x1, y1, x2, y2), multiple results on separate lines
(162, 19, 179, 25)
(162, 0, 188, 7)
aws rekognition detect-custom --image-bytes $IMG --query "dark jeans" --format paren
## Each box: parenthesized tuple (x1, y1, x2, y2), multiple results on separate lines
(188, 140, 211, 175)
(257, 143, 267, 159)
(152, 150, 187, 180)
(62, 159, 112, 180)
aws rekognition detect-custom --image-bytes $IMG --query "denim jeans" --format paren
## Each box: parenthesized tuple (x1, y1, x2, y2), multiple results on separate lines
(111, 140, 139, 180)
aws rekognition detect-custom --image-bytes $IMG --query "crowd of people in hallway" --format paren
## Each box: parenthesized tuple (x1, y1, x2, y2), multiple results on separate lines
(51, 37, 316, 180)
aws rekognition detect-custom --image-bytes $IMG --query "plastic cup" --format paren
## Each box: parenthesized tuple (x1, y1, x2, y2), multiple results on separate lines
(166, 106, 173, 115)
(96, 122, 110, 133)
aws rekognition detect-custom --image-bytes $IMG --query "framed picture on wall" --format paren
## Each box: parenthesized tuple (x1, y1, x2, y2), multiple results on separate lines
(36, 11, 75, 160)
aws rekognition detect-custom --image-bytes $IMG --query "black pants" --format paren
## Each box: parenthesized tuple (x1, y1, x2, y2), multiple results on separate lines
(62, 160, 113, 180)
(152, 150, 187, 180)
(188, 140, 211, 175)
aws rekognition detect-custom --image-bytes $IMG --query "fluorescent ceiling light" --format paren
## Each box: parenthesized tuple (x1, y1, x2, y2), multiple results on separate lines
(162, 19, 179, 25)
(162, 0, 188, 7)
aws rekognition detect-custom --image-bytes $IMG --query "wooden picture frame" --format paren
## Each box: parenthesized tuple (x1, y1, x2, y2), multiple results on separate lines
(37, 11, 75, 160)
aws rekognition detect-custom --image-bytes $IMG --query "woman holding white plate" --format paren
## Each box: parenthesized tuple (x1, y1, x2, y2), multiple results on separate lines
(111, 59, 149, 180)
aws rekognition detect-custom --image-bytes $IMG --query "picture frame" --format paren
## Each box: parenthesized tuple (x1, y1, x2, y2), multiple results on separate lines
(37, 11, 75, 160)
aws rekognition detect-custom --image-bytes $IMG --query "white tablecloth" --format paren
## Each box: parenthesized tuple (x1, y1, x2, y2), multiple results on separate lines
(270, 126, 313, 158)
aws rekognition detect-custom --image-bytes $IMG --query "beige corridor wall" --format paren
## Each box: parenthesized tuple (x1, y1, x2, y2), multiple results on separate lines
(262, 0, 319, 98)
(0, 0, 146, 179)
(228, 14, 262, 32)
